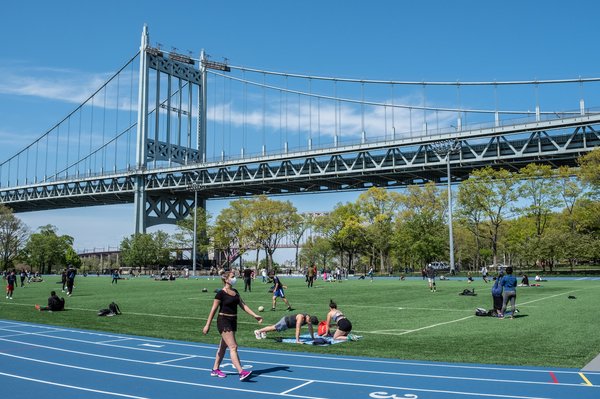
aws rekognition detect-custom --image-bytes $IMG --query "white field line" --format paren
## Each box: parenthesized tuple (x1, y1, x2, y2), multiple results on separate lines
(0, 371, 150, 399)
(3, 319, 599, 376)
(0, 333, 595, 389)
(364, 288, 587, 336)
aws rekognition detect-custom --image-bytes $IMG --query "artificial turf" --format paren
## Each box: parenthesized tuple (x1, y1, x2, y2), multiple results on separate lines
(1, 274, 599, 368)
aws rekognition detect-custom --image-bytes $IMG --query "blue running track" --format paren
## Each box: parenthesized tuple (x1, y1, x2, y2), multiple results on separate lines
(0, 319, 598, 399)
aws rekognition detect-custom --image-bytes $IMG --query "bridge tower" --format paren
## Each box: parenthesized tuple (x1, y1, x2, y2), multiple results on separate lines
(133, 25, 207, 233)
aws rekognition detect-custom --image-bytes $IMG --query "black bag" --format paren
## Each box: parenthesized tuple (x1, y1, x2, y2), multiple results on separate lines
(97, 308, 112, 316)
(312, 337, 329, 345)
(459, 289, 476, 296)
(475, 307, 492, 316)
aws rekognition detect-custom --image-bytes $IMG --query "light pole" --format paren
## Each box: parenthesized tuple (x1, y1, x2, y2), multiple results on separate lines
(432, 139, 461, 274)
(188, 183, 201, 277)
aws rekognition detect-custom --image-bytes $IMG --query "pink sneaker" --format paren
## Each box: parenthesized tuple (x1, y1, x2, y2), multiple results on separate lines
(210, 369, 226, 378)
(239, 370, 252, 381)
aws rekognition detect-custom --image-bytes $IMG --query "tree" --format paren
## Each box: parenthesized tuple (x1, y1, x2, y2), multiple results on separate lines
(212, 198, 251, 268)
(458, 167, 518, 268)
(357, 187, 402, 273)
(119, 231, 172, 271)
(0, 205, 29, 270)
(23, 225, 74, 274)
(288, 213, 313, 271)
(578, 148, 600, 190)
(397, 183, 447, 266)
(248, 196, 298, 270)
(315, 202, 365, 273)
(172, 206, 211, 267)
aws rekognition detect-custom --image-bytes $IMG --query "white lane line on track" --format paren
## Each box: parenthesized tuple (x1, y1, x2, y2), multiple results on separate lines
(280, 380, 314, 395)
(0, 350, 557, 399)
(3, 319, 599, 377)
(0, 370, 150, 399)
(0, 333, 596, 389)
(97, 338, 134, 344)
(155, 355, 197, 364)
(0, 351, 326, 399)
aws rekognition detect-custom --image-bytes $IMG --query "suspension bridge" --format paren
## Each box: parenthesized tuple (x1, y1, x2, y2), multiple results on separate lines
(1, 25, 600, 234)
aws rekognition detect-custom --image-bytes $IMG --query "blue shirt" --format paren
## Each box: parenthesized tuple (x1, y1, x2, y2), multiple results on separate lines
(500, 274, 517, 292)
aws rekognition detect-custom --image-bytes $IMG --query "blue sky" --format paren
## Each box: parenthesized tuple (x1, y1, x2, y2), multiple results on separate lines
(1, 1, 599, 261)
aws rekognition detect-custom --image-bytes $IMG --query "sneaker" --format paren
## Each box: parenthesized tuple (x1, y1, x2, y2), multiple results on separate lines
(210, 369, 226, 378)
(35, 304, 40, 311)
(239, 370, 252, 381)
(287, 307, 294, 311)
(270, 308, 276, 311)
(347, 334, 360, 341)
(254, 330, 263, 340)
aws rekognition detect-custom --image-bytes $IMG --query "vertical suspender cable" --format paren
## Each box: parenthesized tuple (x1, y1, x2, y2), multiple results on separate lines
(128, 59, 134, 169)
(309, 78, 312, 148)
(102, 86, 107, 172)
(55, 125, 60, 179)
(114, 72, 120, 172)
(391, 83, 395, 138)
(66, 116, 71, 178)
(89, 97, 94, 175)
(263, 73, 266, 154)
(77, 108, 82, 176)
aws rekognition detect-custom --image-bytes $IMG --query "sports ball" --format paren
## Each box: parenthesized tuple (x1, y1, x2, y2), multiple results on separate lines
(258, 306, 265, 312)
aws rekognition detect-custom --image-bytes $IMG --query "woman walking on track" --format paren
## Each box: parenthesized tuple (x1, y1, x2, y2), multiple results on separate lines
(203, 270, 263, 381)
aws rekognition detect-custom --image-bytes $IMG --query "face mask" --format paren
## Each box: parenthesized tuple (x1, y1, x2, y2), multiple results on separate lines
(229, 277, 237, 286)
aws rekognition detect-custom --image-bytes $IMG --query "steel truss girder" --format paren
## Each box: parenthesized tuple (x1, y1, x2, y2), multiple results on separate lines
(148, 54, 202, 85)
(2, 115, 600, 218)
(147, 139, 202, 164)
(145, 193, 194, 227)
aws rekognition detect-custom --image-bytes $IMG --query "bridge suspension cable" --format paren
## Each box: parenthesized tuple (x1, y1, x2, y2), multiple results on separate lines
(207, 69, 582, 116)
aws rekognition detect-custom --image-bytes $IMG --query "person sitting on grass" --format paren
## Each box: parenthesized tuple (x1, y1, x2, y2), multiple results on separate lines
(325, 299, 359, 341)
(254, 313, 318, 344)
(35, 291, 65, 312)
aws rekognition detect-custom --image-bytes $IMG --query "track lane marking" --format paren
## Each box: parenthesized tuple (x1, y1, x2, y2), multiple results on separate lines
(0, 370, 150, 399)
(2, 319, 599, 376)
(0, 334, 595, 390)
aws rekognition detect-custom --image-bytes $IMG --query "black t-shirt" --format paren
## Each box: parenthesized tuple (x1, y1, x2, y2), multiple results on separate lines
(243, 268, 253, 278)
(284, 314, 307, 328)
(215, 288, 242, 314)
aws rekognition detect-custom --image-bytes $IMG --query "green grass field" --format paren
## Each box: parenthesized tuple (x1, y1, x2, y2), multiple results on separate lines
(2, 274, 599, 368)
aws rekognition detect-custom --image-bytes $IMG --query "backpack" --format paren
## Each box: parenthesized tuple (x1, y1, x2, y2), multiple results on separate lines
(312, 337, 329, 345)
(459, 289, 476, 296)
(317, 321, 329, 336)
(475, 307, 491, 317)
(98, 302, 121, 317)
(97, 308, 112, 316)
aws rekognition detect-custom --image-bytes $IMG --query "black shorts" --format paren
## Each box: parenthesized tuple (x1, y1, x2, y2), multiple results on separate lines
(216, 315, 237, 334)
(337, 318, 352, 333)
